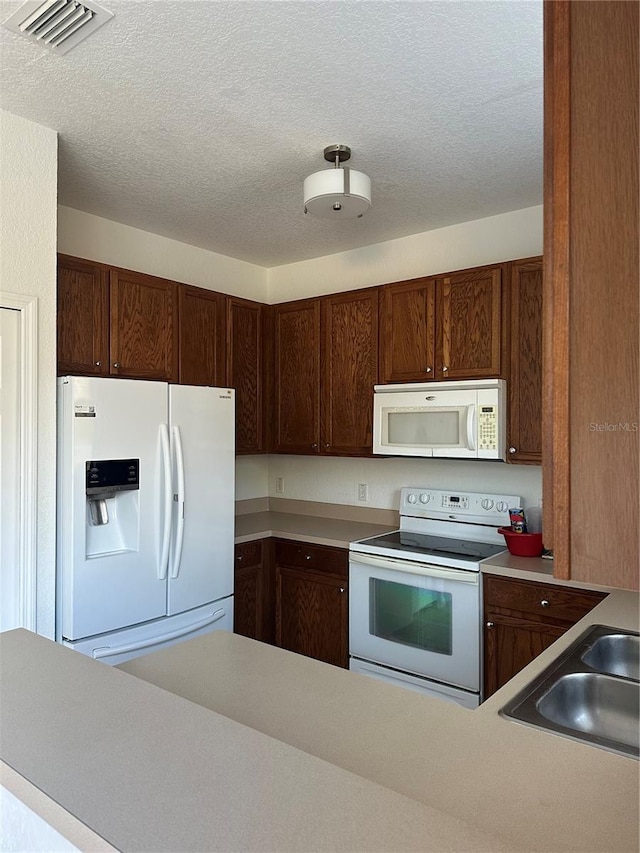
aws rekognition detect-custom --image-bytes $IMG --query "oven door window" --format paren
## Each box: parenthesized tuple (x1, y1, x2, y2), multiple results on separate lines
(369, 577, 453, 656)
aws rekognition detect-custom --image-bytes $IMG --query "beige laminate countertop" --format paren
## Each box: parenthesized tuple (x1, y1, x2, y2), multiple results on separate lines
(235, 509, 393, 549)
(2, 630, 522, 853)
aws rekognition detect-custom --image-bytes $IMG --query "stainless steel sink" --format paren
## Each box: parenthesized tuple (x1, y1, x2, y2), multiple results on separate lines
(500, 625, 640, 759)
(582, 634, 640, 680)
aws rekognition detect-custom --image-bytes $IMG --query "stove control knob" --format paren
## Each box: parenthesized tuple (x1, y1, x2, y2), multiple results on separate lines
(407, 493, 417, 504)
(481, 498, 494, 510)
(419, 493, 430, 504)
(496, 501, 508, 513)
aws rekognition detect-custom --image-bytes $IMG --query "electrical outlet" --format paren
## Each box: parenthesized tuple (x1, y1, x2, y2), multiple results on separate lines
(358, 483, 369, 502)
(276, 477, 284, 495)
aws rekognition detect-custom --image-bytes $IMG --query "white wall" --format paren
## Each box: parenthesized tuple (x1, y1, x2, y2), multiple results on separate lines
(267, 456, 542, 516)
(0, 110, 58, 638)
(267, 205, 543, 301)
(58, 207, 268, 301)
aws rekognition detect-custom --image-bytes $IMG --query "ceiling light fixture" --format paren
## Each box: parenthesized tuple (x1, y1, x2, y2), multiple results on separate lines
(303, 145, 371, 219)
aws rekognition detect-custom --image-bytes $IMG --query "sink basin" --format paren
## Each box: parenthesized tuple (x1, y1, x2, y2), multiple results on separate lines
(582, 634, 640, 680)
(500, 625, 640, 759)
(537, 673, 639, 749)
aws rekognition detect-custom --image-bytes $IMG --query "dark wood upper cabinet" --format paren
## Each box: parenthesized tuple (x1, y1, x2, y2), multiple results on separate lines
(109, 269, 178, 381)
(178, 286, 226, 387)
(57, 255, 109, 376)
(379, 277, 436, 383)
(321, 289, 379, 455)
(273, 298, 321, 454)
(227, 296, 265, 454)
(507, 258, 543, 464)
(436, 266, 503, 380)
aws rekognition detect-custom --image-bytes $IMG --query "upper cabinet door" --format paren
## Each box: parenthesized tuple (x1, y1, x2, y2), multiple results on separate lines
(57, 255, 109, 376)
(508, 258, 543, 464)
(321, 289, 379, 455)
(109, 269, 178, 381)
(436, 266, 504, 380)
(227, 296, 265, 454)
(178, 285, 226, 387)
(379, 277, 436, 383)
(273, 299, 321, 454)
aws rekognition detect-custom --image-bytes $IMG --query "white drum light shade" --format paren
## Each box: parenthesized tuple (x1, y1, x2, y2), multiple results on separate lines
(303, 167, 372, 219)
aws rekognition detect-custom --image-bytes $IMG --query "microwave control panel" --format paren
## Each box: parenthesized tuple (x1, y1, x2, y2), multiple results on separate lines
(478, 405, 498, 451)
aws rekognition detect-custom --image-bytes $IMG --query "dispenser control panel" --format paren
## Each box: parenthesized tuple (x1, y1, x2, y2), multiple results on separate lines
(86, 459, 139, 495)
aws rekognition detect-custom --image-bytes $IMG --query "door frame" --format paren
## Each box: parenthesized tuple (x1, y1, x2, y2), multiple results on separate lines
(0, 291, 38, 631)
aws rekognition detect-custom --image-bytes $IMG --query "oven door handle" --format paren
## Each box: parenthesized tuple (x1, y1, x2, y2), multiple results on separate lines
(349, 553, 479, 584)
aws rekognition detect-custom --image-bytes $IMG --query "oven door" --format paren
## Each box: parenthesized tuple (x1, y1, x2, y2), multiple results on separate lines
(349, 552, 480, 692)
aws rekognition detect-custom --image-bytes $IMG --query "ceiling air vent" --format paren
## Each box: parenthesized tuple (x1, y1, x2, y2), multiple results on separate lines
(2, 0, 113, 55)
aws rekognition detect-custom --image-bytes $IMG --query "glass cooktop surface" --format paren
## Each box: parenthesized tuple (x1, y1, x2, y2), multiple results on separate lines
(354, 530, 505, 564)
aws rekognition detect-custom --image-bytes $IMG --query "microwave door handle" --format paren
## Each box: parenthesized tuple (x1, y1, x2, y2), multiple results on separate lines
(466, 405, 476, 451)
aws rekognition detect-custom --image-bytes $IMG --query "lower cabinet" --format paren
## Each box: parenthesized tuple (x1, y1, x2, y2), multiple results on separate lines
(483, 574, 606, 699)
(234, 540, 268, 642)
(274, 539, 348, 668)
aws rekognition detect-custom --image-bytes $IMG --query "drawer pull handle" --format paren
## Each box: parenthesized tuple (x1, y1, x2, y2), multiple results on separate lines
(540, 599, 550, 607)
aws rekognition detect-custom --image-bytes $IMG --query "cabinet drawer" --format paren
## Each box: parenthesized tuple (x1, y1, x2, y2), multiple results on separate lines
(484, 575, 605, 623)
(234, 540, 263, 569)
(274, 540, 347, 578)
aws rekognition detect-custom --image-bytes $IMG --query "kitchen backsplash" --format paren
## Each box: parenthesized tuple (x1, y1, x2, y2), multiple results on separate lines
(236, 455, 542, 515)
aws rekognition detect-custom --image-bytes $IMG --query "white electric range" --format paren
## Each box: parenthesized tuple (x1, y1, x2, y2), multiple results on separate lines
(349, 487, 521, 708)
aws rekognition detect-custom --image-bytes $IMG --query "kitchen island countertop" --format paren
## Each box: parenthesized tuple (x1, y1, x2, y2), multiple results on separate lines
(2, 582, 638, 852)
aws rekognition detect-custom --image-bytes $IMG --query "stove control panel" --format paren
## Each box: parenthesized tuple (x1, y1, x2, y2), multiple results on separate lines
(400, 488, 522, 525)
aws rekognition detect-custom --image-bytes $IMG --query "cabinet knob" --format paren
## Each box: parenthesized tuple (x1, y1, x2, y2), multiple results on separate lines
(236, 555, 243, 562)
(305, 555, 312, 561)
(339, 587, 345, 593)
(94, 360, 101, 367)
(442, 365, 448, 373)
(486, 621, 494, 628)
(425, 366, 432, 373)
(509, 446, 517, 454)
(311, 443, 318, 449)
(324, 443, 330, 448)
(540, 599, 550, 608)
(113, 362, 120, 368)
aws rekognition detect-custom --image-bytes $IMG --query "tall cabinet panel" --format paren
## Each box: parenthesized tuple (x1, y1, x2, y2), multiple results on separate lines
(178, 286, 226, 387)
(57, 255, 109, 376)
(273, 299, 321, 454)
(544, 1, 638, 587)
(227, 297, 265, 454)
(507, 258, 543, 464)
(109, 269, 178, 381)
(321, 289, 379, 455)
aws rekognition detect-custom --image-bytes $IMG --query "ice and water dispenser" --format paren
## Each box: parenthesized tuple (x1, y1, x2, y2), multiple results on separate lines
(85, 459, 140, 557)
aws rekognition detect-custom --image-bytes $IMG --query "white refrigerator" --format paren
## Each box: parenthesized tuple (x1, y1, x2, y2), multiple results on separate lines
(57, 376, 235, 665)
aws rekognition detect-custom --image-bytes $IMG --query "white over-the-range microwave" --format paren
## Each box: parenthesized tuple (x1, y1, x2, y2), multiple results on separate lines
(373, 379, 506, 460)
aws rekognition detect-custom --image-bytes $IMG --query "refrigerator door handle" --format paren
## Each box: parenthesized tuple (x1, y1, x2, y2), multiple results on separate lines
(158, 424, 172, 580)
(170, 425, 186, 579)
(91, 607, 228, 660)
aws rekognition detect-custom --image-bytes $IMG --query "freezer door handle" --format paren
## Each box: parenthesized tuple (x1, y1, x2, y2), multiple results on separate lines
(91, 607, 228, 660)
(170, 425, 186, 579)
(158, 424, 172, 580)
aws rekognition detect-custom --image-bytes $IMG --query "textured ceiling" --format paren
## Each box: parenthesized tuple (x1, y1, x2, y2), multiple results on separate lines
(0, 1, 543, 267)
